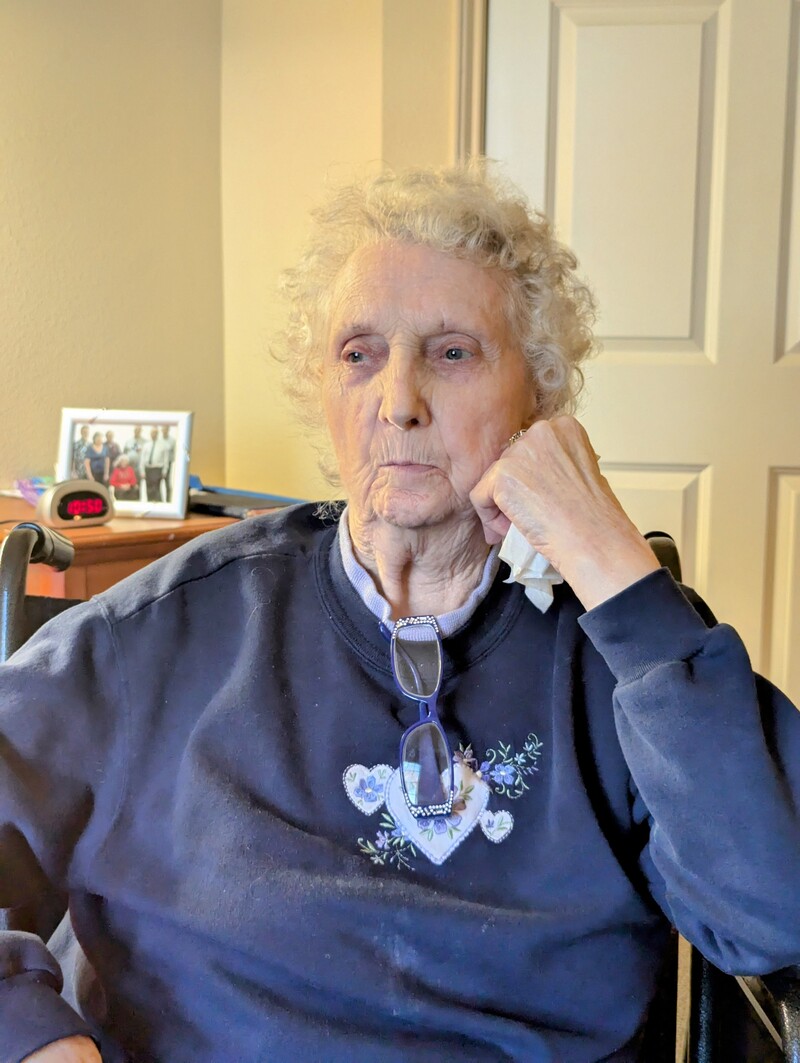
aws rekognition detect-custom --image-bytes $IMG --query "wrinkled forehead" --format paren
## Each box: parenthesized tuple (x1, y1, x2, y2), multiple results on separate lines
(327, 241, 515, 342)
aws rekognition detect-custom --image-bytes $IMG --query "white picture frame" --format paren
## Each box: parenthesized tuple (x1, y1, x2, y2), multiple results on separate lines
(56, 408, 194, 520)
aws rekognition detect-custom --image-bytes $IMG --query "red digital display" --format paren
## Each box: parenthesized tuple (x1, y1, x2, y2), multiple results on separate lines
(56, 491, 110, 521)
(66, 497, 105, 516)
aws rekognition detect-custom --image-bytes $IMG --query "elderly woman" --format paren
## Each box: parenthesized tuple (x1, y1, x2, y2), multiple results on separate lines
(108, 454, 139, 502)
(3, 165, 800, 1063)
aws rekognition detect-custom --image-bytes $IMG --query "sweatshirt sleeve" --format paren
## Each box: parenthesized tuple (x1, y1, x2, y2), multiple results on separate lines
(0, 599, 126, 1057)
(579, 567, 800, 976)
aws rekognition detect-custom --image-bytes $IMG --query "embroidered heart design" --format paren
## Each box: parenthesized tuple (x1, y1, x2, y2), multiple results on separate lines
(479, 807, 514, 844)
(386, 762, 490, 866)
(343, 764, 392, 815)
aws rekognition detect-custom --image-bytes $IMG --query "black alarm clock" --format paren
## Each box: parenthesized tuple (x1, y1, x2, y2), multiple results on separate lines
(36, 481, 115, 528)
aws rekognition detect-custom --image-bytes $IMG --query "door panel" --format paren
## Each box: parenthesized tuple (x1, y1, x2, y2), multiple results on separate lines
(486, 0, 800, 703)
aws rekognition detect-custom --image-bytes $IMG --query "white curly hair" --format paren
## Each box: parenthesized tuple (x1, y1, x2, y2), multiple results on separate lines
(275, 160, 596, 449)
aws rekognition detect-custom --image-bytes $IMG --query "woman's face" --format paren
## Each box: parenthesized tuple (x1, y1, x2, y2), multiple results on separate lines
(322, 241, 536, 533)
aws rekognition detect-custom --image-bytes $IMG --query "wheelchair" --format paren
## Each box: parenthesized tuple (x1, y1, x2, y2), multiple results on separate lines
(1, 521, 798, 1062)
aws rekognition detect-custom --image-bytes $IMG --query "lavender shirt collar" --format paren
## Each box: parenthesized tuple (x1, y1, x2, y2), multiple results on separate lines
(336, 505, 500, 637)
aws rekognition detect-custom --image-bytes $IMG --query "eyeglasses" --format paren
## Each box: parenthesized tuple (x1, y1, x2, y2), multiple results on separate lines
(390, 615, 454, 819)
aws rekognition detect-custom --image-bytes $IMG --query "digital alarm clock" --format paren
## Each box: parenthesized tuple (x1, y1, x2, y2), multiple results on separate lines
(36, 480, 115, 528)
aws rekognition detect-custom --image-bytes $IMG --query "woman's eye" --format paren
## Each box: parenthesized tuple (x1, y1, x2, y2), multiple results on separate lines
(444, 347, 471, 362)
(344, 350, 367, 364)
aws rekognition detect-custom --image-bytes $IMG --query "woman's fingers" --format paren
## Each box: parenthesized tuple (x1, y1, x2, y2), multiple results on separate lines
(468, 481, 510, 545)
(472, 415, 660, 608)
(472, 416, 598, 546)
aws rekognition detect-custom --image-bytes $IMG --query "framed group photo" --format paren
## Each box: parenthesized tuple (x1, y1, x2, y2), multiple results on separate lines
(56, 408, 194, 519)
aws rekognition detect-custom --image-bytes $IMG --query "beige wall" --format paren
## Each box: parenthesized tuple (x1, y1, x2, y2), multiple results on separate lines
(222, 0, 459, 501)
(382, 0, 459, 173)
(0, 0, 226, 487)
(1, 1, 459, 500)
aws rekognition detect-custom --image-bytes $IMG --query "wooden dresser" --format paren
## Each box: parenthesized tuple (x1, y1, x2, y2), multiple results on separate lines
(0, 496, 236, 599)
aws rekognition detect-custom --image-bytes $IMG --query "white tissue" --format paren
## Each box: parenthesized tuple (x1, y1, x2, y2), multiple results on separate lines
(498, 523, 563, 613)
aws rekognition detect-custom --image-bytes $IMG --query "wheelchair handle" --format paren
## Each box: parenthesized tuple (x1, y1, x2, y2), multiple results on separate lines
(11, 522, 75, 571)
(0, 523, 75, 663)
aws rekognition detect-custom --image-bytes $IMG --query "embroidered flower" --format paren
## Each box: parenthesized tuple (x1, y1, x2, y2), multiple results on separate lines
(358, 811, 418, 871)
(418, 814, 458, 834)
(437, 814, 460, 833)
(454, 745, 478, 772)
(490, 763, 517, 787)
(418, 798, 465, 835)
(482, 734, 543, 798)
(355, 775, 384, 803)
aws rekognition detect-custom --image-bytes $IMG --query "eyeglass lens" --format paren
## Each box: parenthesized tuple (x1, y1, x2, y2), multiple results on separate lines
(393, 624, 442, 699)
(400, 721, 451, 810)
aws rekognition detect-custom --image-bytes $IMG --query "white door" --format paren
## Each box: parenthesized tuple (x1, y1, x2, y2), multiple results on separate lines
(486, 0, 800, 705)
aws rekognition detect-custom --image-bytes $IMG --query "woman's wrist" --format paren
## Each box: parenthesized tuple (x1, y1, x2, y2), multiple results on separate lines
(557, 534, 661, 612)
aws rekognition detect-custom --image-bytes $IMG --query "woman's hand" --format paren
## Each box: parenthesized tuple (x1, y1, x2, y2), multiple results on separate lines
(469, 416, 659, 610)
(22, 1036, 101, 1063)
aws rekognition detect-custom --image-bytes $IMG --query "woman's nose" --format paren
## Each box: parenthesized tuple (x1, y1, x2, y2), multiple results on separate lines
(378, 354, 431, 430)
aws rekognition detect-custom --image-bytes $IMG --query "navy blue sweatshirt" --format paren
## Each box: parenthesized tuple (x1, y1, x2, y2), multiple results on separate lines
(1, 504, 799, 1062)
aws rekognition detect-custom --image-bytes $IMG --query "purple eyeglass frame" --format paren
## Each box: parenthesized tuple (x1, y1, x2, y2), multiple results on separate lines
(388, 615, 454, 819)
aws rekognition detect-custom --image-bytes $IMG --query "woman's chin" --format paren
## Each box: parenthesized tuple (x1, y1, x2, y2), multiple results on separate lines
(366, 487, 443, 529)
(367, 487, 470, 532)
